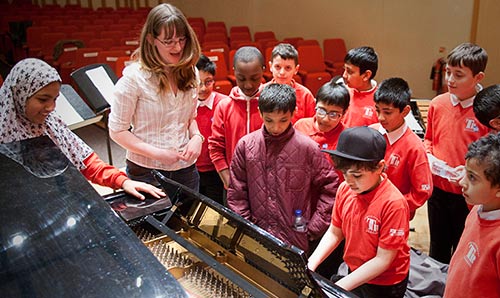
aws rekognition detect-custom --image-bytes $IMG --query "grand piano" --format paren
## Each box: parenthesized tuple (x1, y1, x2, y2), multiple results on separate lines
(0, 136, 357, 298)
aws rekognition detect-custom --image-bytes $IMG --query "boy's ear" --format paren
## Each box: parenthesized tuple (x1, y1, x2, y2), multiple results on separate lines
(475, 71, 485, 82)
(489, 118, 500, 132)
(295, 64, 300, 74)
(377, 160, 385, 172)
(362, 70, 372, 81)
(402, 105, 411, 117)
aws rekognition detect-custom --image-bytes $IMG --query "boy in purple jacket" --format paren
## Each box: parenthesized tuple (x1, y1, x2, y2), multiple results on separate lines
(227, 83, 339, 253)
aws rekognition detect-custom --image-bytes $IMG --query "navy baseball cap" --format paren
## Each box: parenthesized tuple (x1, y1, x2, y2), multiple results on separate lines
(322, 126, 386, 161)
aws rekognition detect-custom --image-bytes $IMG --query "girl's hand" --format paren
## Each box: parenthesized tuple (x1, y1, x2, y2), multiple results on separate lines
(121, 180, 166, 200)
(179, 135, 203, 164)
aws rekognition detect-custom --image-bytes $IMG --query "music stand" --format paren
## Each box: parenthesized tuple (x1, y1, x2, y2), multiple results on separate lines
(71, 63, 118, 165)
(55, 84, 103, 130)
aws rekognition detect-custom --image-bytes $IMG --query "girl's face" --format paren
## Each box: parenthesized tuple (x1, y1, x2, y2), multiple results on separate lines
(25, 82, 60, 124)
(153, 28, 186, 65)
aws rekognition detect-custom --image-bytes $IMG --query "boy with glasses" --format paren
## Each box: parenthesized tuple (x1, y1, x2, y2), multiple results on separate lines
(294, 78, 349, 278)
(295, 79, 349, 168)
(195, 54, 228, 204)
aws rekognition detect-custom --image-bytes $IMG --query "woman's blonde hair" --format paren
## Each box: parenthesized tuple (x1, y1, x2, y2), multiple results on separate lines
(133, 3, 201, 93)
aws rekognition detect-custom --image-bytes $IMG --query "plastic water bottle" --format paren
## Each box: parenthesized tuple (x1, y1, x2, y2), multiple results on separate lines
(293, 209, 307, 232)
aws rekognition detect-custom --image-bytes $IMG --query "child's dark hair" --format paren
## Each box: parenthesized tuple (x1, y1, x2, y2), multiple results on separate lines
(465, 132, 500, 187)
(315, 79, 350, 111)
(271, 43, 298, 65)
(196, 53, 216, 76)
(233, 46, 265, 68)
(447, 43, 488, 76)
(258, 83, 296, 114)
(474, 84, 500, 129)
(374, 77, 411, 111)
(344, 46, 378, 79)
(331, 156, 382, 172)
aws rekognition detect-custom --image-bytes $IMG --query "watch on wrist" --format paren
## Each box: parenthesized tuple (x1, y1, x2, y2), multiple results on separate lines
(193, 133, 205, 143)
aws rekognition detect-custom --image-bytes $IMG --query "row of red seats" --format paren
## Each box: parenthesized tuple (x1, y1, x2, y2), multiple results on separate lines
(188, 17, 347, 95)
(203, 38, 346, 96)
(204, 42, 347, 95)
(56, 47, 132, 88)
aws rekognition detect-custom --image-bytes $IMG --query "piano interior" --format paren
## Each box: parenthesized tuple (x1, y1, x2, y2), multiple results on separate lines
(106, 171, 357, 298)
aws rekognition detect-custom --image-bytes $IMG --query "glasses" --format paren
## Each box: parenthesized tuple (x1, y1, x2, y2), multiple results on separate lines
(155, 36, 187, 48)
(316, 107, 342, 120)
(200, 79, 215, 87)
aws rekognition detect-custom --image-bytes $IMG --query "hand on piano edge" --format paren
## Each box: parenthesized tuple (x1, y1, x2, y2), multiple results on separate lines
(121, 179, 166, 200)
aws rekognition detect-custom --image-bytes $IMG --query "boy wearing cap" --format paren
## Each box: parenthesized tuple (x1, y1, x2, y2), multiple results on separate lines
(228, 84, 339, 253)
(308, 126, 410, 298)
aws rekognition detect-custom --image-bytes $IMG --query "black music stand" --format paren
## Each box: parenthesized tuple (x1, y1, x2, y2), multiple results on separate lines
(56, 84, 103, 130)
(71, 63, 118, 165)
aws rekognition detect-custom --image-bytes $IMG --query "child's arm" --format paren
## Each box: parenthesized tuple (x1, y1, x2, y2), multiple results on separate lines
(208, 101, 229, 179)
(226, 141, 252, 220)
(335, 246, 398, 291)
(306, 152, 339, 240)
(217, 169, 230, 189)
(406, 153, 433, 218)
(422, 103, 434, 153)
(308, 225, 344, 271)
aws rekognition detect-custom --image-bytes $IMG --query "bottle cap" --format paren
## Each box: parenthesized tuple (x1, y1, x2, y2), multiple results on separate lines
(294, 209, 302, 216)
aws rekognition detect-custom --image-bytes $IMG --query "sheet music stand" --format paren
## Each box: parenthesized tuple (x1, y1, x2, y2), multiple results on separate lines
(56, 84, 103, 130)
(71, 63, 118, 165)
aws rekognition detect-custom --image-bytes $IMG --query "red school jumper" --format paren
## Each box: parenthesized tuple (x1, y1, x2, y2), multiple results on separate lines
(195, 92, 228, 172)
(371, 122, 433, 218)
(265, 79, 316, 124)
(444, 206, 500, 298)
(423, 92, 490, 194)
(294, 117, 345, 181)
(342, 84, 379, 128)
(332, 174, 410, 285)
(208, 85, 264, 172)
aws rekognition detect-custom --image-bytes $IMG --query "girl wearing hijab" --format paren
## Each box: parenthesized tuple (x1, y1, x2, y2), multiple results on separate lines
(0, 58, 165, 200)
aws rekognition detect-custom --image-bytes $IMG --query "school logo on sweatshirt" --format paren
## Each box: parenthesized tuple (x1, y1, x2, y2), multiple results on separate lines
(464, 118, 480, 133)
(365, 215, 380, 234)
(464, 241, 479, 267)
(387, 153, 401, 168)
(363, 107, 375, 119)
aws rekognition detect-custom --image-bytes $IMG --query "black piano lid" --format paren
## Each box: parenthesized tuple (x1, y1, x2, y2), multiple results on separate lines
(152, 170, 358, 298)
(0, 136, 187, 298)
